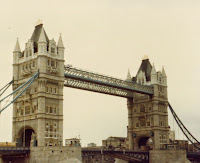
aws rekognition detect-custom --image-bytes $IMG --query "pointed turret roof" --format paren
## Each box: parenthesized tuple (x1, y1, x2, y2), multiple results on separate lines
(57, 34, 64, 48)
(38, 28, 47, 43)
(136, 58, 152, 81)
(151, 63, 156, 75)
(162, 66, 167, 78)
(30, 24, 49, 52)
(126, 69, 132, 81)
(14, 38, 21, 52)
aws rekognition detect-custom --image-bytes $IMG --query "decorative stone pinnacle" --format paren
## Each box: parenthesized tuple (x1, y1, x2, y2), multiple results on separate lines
(142, 55, 149, 60)
(36, 19, 43, 26)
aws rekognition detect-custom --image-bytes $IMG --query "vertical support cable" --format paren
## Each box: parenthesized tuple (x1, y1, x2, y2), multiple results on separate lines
(23, 104, 25, 147)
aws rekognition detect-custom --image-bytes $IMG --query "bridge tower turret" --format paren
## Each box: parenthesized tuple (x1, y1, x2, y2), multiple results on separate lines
(12, 23, 65, 147)
(13, 39, 21, 80)
(127, 57, 169, 150)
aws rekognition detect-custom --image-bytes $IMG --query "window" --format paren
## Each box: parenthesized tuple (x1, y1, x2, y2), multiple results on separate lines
(140, 120, 146, 127)
(160, 121, 163, 126)
(51, 60, 55, 67)
(51, 47, 55, 53)
(136, 123, 139, 127)
(46, 106, 48, 113)
(21, 109, 24, 115)
(50, 107, 53, 113)
(25, 106, 30, 115)
(50, 125, 53, 132)
(147, 122, 150, 126)
(140, 105, 145, 112)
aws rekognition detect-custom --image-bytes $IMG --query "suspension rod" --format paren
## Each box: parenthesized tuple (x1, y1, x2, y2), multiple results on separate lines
(0, 72, 39, 114)
(168, 103, 200, 150)
(0, 73, 38, 103)
(0, 79, 13, 96)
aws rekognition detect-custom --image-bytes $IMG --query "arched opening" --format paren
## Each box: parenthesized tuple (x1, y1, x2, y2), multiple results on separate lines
(138, 137, 153, 150)
(18, 128, 35, 147)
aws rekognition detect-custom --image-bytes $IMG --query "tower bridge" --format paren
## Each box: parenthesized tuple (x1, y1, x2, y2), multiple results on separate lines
(0, 23, 199, 163)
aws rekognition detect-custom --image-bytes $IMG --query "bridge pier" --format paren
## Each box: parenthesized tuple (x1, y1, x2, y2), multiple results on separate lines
(127, 98, 133, 150)
(149, 150, 191, 163)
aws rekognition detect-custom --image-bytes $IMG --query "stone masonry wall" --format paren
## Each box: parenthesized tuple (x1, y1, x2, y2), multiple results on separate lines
(149, 150, 191, 163)
(30, 146, 82, 163)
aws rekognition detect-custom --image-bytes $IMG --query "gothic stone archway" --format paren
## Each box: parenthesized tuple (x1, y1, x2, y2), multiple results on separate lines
(17, 126, 36, 147)
(138, 137, 153, 150)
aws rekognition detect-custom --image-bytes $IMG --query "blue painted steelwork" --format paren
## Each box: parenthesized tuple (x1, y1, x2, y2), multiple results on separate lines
(82, 148, 149, 162)
(0, 79, 13, 97)
(0, 72, 39, 114)
(64, 66, 153, 98)
(168, 103, 200, 150)
(64, 73, 153, 95)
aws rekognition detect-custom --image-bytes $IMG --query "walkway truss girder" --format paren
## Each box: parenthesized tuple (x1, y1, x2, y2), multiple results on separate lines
(64, 66, 154, 98)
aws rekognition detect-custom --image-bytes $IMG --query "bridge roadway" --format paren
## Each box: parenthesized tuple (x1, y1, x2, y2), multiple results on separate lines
(1, 147, 199, 162)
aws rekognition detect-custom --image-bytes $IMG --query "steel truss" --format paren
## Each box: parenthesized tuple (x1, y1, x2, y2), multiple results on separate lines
(82, 148, 149, 162)
(64, 66, 153, 98)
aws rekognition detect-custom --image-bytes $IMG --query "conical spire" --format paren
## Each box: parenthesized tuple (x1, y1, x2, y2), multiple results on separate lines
(14, 38, 21, 52)
(126, 69, 132, 81)
(162, 66, 167, 78)
(38, 28, 47, 43)
(151, 63, 156, 75)
(57, 33, 64, 48)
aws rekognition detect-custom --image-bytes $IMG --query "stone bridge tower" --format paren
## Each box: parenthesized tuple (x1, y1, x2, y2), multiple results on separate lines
(12, 23, 65, 147)
(127, 57, 169, 150)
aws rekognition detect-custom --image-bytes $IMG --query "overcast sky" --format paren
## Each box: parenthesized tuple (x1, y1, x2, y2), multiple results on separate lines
(0, 0, 200, 146)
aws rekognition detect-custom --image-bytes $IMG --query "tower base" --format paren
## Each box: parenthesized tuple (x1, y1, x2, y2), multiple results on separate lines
(149, 150, 191, 163)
